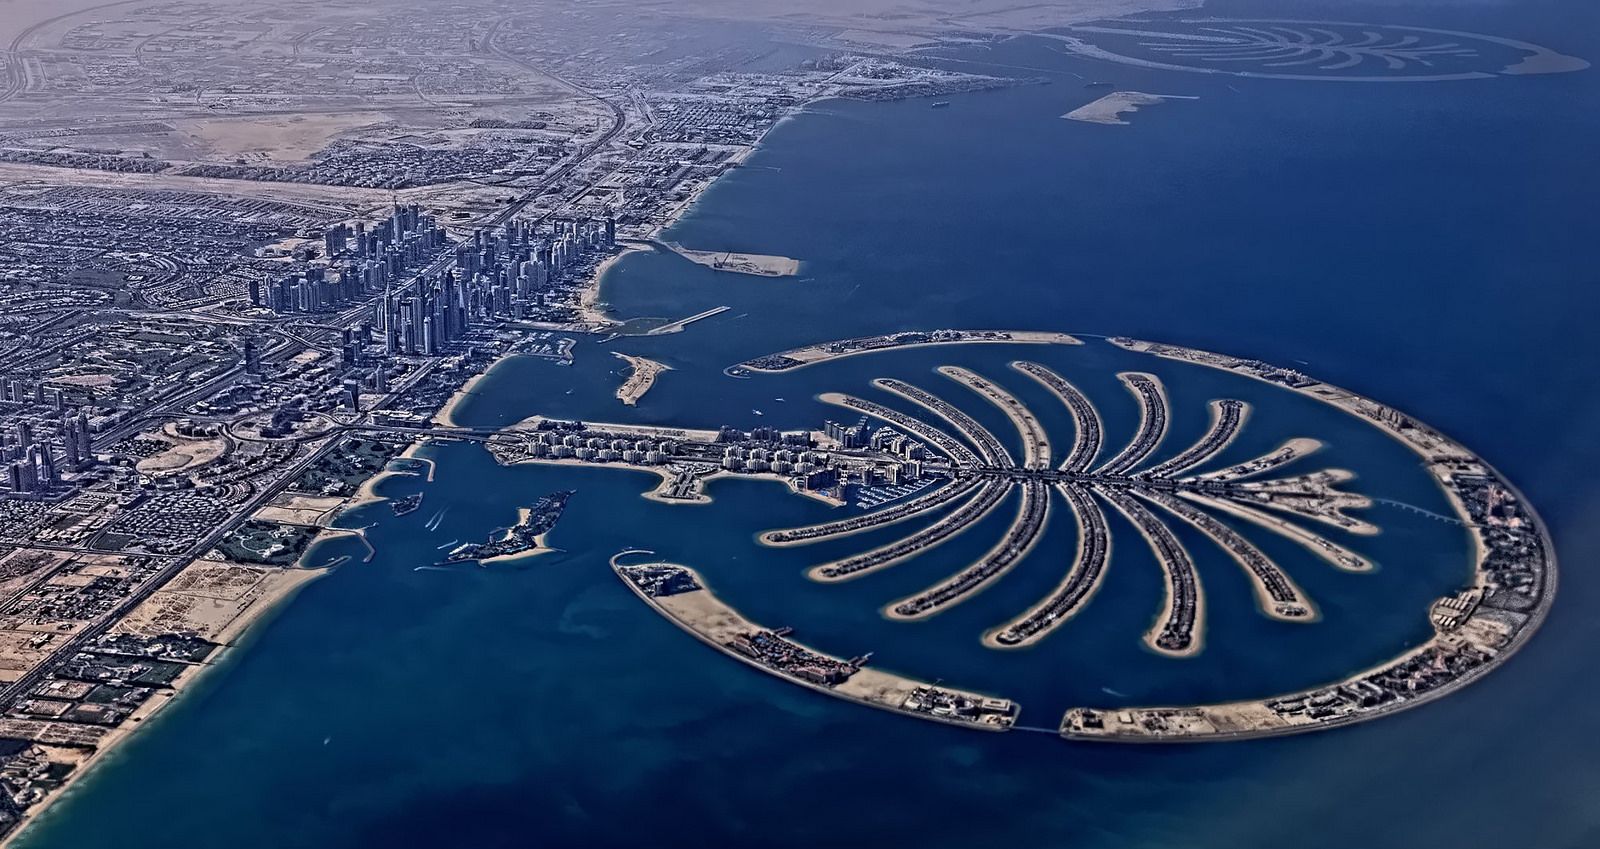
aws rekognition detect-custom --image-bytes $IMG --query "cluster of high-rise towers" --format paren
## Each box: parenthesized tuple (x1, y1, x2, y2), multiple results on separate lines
(2, 412, 92, 497)
(249, 205, 617, 342)
(373, 213, 614, 358)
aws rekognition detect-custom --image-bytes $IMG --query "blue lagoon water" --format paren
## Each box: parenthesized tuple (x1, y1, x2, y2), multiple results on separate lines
(18, 1, 1600, 847)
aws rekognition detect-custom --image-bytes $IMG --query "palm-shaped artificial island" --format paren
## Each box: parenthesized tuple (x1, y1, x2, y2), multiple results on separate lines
(482, 331, 1553, 741)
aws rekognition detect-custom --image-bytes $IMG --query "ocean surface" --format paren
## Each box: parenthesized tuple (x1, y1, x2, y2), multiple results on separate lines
(18, 0, 1600, 847)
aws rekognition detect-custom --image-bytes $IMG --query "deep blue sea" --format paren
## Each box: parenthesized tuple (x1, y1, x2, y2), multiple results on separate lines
(18, 0, 1599, 847)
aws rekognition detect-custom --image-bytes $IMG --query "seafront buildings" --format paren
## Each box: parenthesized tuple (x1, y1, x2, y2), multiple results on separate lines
(0, 0, 1021, 832)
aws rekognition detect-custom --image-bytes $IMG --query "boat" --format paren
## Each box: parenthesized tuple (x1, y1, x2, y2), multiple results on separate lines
(931, 101, 950, 108)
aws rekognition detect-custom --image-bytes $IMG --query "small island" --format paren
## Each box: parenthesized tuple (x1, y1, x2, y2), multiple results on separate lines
(664, 242, 801, 277)
(1063, 91, 1196, 125)
(613, 352, 671, 406)
(390, 493, 424, 516)
(440, 491, 573, 565)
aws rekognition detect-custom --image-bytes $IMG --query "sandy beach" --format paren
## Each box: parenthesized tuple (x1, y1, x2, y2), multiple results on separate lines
(2, 562, 330, 847)
(578, 245, 648, 327)
(434, 369, 494, 428)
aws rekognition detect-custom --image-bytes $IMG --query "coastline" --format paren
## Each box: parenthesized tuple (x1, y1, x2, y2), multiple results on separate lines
(424, 105, 796, 435)
(4, 66, 1463, 838)
(0, 563, 330, 849)
(435, 368, 497, 429)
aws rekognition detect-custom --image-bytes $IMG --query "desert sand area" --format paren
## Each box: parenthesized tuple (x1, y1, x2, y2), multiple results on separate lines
(164, 113, 400, 164)
(111, 557, 326, 644)
(251, 492, 351, 528)
(132, 424, 228, 478)
(1064, 92, 1198, 125)
(0, 0, 1203, 48)
(0, 0, 190, 43)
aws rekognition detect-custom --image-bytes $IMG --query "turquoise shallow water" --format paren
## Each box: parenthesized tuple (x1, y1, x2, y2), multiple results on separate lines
(17, 1, 1600, 847)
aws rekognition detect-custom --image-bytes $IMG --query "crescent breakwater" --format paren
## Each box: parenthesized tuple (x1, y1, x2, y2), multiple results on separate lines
(726, 329, 1081, 375)
(611, 553, 1021, 732)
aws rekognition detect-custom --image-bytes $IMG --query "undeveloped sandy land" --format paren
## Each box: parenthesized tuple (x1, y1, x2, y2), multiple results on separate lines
(254, 492, 349, 527)
(0, 630, 60, 684)
(648, 573, 1005, 716)
(134, 425, 227, 476)
(0, 549, 67, 604)
(168, 112, 395, 163)
(113, 557, 327, 643)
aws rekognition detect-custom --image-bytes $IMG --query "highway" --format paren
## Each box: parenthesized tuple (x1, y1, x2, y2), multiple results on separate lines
(0, 433, 340, 705)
